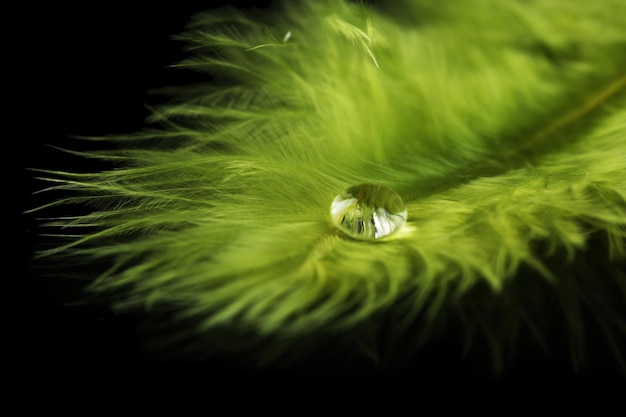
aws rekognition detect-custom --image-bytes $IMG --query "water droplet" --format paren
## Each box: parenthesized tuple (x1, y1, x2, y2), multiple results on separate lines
(330, 184, 407, 240)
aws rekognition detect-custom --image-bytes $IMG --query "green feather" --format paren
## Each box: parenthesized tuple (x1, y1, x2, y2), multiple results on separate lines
(32, 0, 626, 372)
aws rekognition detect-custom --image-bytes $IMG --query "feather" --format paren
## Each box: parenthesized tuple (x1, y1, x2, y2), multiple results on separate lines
(31, 0, 626, 373)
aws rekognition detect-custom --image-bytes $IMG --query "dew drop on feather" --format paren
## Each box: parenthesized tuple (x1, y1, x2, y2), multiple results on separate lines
(330, 184, 407, 240)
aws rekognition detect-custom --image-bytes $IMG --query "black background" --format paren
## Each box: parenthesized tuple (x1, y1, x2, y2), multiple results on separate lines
(16, 1, 624, 390)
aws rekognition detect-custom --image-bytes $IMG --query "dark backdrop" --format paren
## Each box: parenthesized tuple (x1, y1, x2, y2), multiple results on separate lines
(17, 1, 623, 389)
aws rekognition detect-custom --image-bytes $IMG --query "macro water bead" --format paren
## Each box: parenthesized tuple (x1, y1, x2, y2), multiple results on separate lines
(330, 184, 407, 240)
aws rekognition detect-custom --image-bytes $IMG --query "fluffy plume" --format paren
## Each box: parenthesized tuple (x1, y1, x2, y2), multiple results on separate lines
(32, 0, 626, 373)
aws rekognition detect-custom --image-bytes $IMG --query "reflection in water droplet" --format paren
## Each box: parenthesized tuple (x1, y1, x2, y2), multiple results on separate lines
(330, 184, 407, 240)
